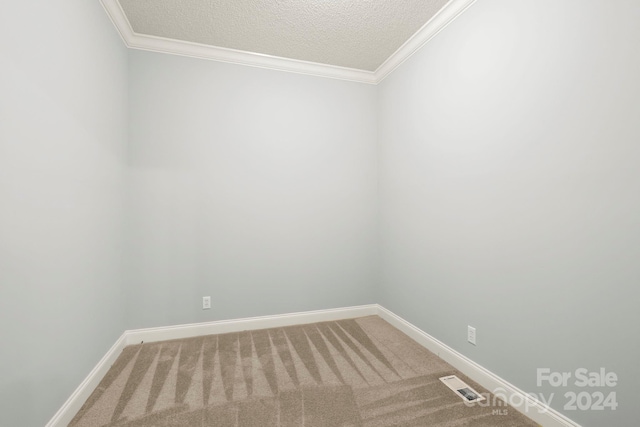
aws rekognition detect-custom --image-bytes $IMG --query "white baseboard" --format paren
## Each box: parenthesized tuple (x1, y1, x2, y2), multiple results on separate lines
(45, 333, 127, 427)
(124, 304, 379, 346)
(47, 303, 579, 427)
(376, 305, 581, 427)
(45, 304, 378, 426)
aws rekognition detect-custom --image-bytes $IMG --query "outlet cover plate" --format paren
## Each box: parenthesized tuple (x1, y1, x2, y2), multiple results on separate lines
(467, 326, 476, 345)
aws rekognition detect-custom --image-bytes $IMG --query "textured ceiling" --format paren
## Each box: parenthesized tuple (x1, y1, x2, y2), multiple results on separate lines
(117, 0, 451, 72)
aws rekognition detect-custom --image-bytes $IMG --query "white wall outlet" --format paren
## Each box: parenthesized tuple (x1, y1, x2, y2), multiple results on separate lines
(467, 326, 476, 345)
(202, 296, 211, 310)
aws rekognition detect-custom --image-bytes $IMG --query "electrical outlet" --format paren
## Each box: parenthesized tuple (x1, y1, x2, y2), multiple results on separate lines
(202, 296, 211, 310)
(467, 326, 476, 345)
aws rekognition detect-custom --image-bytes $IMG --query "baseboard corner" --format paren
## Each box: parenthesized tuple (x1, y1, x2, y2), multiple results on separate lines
(45, 333, 127, 427)
(47, 303, 579, 427)
(375, 305, 581, 427)
(46, 303, 379, 425)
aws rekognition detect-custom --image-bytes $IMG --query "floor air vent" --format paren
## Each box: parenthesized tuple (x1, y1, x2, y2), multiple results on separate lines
(439, 375, 485, 402)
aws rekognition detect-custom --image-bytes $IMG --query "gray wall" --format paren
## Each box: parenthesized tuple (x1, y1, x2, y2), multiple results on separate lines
(2, 1, 638, 426)
(377, 0, 640, 425)
(0, 1, 128, 426)
(125, 51, 378, 329)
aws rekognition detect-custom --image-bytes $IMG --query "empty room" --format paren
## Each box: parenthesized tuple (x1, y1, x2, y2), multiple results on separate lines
(1, 0, 638, 426)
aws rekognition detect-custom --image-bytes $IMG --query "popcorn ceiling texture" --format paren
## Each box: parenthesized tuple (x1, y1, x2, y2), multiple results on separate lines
(118, 0, 450, 71)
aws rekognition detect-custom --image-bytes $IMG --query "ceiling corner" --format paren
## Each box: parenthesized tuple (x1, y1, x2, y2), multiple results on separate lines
(100, 0, 476, 85)
(373, 0, 477, 84)
(100, 0, 135, 46)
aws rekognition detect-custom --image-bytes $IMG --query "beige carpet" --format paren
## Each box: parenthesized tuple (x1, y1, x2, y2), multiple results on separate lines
(69, 316, 539, 427)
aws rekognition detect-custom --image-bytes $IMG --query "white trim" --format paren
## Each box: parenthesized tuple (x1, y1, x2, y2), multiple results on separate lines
(44, 334, 127, 427)
(46, 304, 580, 427)
(376, 305, 581, 427)
(99, 0, 376, 84)
(45, 304, 377, 426)
(99, 0, 475, 84)
(125, 34, 378, 85)
(124, 304, 379, 345)
(374, 0, 477, 83)
(99, 0, 135, 45)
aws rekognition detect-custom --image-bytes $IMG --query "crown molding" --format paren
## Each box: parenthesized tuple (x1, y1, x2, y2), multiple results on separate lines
(100, 0, 476, 85)
(374, 0, 477, 83)
(99, 0, 376, 84)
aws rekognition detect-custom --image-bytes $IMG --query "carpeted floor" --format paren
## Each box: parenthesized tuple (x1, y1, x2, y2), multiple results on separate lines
(70, 316, 539, 426)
